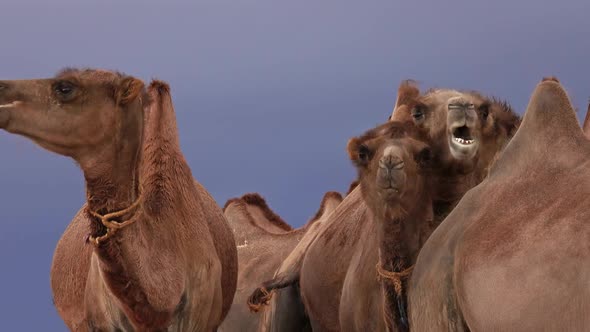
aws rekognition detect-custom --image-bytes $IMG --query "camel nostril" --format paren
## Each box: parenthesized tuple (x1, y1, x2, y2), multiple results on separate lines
(380, 155, 404, 170)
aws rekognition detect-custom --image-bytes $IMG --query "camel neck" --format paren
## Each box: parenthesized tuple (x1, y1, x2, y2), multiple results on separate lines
(376, 191, 433, 272)
(82, 145, 141, 235)
(374, 190, 432, 332)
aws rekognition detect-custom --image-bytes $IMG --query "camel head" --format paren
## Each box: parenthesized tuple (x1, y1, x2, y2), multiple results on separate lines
(0, 68, 145, 168)
(390, 81, 520, 173)
(347, 121, 432, 217)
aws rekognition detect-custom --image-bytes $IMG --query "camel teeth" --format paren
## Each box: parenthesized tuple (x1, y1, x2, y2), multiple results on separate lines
(453, 137, 474, 145)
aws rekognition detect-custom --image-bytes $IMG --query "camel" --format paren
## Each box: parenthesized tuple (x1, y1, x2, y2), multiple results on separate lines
(0, 69, 238, 331)
(341, 120, 436, 331)
(247, 81, 520, 331)
(219, 191, 343, 332)
(409, 78, 590, 331)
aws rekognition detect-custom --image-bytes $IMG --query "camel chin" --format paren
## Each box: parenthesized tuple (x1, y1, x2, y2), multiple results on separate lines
(0, 101, 21, 128)
(449, 136, 479, 160)
(0, 109, 11, 128)
(448, 122, 479, 161)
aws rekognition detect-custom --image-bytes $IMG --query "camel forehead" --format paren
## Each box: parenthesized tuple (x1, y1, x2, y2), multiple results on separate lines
(421, 89, 485, 106)
(55, 68, 125, 84)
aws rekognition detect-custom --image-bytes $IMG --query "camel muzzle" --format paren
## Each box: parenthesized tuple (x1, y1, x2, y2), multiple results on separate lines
(377, 151, 406, 197)
(447, 103, 479, 161)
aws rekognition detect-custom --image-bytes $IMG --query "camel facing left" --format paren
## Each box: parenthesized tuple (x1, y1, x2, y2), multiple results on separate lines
(0, 69, 238, 331)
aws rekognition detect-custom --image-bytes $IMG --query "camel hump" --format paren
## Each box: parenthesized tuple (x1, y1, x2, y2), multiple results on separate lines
(149, 80, 171, 94)
(390, 79, 420, 120)
(306, 191, 343, 226)
(223, 197, 268, 243)
(239, 193, 293, 232)
(542, 76, 560, 83)
(518, 78, 583, 145)
(144, 79, 180, 147)
(224, 193, 292, 232)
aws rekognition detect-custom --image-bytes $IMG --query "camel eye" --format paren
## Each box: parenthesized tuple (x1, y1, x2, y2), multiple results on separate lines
(54, 81, 76, 100)
(411, 105, 425, 121)
(479, 103, 490, 119)
(358, 144, 371, 163)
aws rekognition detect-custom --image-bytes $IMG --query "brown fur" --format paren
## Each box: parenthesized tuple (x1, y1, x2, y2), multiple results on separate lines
(0, 69, 238, 331)
(409, 78, 590, 331)
(219, 191, 343, 332)
(296, 80, 520, 331)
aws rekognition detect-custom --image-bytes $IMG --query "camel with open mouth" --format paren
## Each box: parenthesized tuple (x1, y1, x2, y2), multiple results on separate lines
(409, 77, 590, 331)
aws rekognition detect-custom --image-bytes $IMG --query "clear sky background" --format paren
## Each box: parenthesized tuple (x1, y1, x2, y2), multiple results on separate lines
(0, 0, 588, 330)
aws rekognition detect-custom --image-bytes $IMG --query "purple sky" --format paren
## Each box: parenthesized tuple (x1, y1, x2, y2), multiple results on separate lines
(1, 0, 589, 329)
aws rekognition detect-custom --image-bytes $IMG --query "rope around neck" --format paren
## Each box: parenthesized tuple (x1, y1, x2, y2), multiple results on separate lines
(247, 287, 273, 313)
(376, 263, 414, 296)
(87, 197, 142, 246)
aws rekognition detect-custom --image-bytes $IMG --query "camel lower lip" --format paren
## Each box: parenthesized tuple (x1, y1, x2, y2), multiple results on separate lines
(381, 187, 400, 194)
(450, 138, 478, 160)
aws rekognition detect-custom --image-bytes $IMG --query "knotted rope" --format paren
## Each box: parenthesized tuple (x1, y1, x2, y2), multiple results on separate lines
(247, 287, 274, 313)
(88, 197, 142, 246)
(376, 263, 414, 296)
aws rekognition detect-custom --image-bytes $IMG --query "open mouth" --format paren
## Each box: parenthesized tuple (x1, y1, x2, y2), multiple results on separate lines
(452, 126, 475, 145)
(449, 124, 478, 160)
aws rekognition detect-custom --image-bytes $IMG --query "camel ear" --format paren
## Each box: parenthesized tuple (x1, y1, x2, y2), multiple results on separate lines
(117, 77, 145, 106)
(390, 80, 420, 121)
(347, 137, 370, 167)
